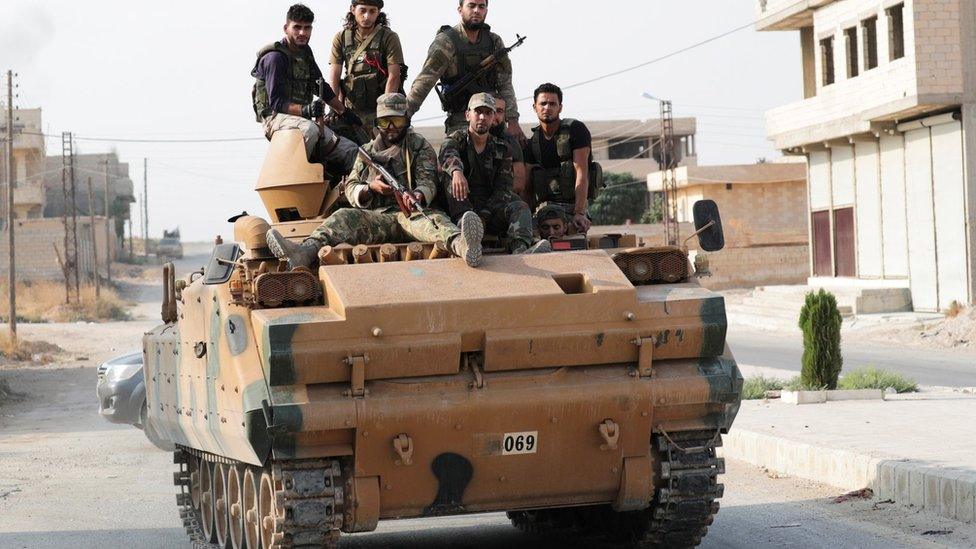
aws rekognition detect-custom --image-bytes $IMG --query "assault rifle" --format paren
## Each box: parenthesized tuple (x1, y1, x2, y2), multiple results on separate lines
(435, 34, 526, 113)
(318, 78, 371, 145)
(356, 147, 438, 228)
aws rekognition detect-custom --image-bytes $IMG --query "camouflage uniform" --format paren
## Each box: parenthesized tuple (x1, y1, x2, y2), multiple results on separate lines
(407, 24, 518, 135)
(308, 129, 460, 246)
(439, 129, 532, 250)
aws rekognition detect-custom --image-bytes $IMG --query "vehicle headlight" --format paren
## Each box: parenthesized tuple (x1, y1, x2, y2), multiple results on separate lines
(107, 362, 143, 382)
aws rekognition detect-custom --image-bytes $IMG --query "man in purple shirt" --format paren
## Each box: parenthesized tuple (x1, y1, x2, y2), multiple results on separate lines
(251, 4, 358, 173)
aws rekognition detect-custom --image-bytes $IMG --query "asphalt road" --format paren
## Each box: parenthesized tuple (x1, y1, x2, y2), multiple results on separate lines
(2, 366, 973, 549)
(727, 327, 976, 388)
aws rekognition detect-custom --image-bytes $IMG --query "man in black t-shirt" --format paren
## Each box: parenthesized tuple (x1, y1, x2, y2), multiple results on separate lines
(523, 82, 593, 233)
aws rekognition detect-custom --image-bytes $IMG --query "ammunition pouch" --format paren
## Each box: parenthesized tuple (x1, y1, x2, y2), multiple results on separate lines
(531, 161, 604, 205)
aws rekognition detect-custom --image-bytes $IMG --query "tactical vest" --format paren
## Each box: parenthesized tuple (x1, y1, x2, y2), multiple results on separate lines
(251, 41, 323, 122)
(362, 131, 431, 211)
(439, 25, 498, 111)
(529, 119, 603, 205)
(341, 27, 392, 114)
(446, 130, 508, 200)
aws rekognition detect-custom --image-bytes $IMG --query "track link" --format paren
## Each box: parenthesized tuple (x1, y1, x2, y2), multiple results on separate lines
(508, 430, 724, 548)
(174, 447, 344, 549)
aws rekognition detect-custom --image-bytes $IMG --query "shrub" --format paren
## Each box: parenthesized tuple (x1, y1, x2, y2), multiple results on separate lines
(589, 172, 649, 225)
(0, 281, 131, 323)
(799, 289, 843, 390)
(839, 367, 918, 393)
(742, 375, 787, 400)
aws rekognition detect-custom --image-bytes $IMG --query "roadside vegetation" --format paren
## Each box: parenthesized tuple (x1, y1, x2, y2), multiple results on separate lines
(0, 281, 130, 323)
(742, 367, 918, 400)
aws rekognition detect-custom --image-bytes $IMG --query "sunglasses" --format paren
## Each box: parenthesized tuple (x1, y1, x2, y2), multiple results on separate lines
(375, 116, 409, 130)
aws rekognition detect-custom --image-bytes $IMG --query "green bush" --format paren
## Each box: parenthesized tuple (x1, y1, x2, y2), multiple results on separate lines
(799, 289, 843, 390)
(839, 367, 918, 393)
(589, 172, 649, 225)
(742, 375, 787, 399)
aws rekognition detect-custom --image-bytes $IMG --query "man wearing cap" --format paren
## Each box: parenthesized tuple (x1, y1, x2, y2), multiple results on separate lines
(267, 93, 485, 268)
(490, 95, 528, 201)
(439, 93, 547, 254)
(407, 0, 524, 138)
(328, 0, 404, 143)
(251, 4, 359, 172)
(535, 203, 569, 240)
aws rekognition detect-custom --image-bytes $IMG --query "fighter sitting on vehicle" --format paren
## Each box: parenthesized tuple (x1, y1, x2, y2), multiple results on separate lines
(266, 93, 485, 268)
(439, 93, 548, 255)
(252, 4, 359, 173)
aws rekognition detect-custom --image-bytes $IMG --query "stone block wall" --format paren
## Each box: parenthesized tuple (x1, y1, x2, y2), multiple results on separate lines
(0, 217, 117, 281)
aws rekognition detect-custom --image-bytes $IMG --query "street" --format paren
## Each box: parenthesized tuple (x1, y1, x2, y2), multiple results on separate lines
(1, 261, 974, 548)
(728, 327, 976, 388)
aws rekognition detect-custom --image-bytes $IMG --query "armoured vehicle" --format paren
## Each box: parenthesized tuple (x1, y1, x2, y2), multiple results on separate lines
(144, 129, 742, 548)
(157, 228, 184, 260)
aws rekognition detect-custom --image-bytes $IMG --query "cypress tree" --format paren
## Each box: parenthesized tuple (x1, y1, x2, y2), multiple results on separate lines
(798, 289, 843, 390)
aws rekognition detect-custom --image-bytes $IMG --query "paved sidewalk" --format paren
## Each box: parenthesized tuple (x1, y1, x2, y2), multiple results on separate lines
(722, 391, 976, 523)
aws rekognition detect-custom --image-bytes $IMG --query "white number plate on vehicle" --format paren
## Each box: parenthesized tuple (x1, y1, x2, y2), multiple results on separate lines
(502, 431, 538, 455)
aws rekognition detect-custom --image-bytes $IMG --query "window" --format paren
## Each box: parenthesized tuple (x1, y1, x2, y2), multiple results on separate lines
(862, 16, 879, 70)
(820, 36, 835, 86)
(608, 138, 649, 160)
(887, 3, 905, 60)
(844, 27, 859, 78)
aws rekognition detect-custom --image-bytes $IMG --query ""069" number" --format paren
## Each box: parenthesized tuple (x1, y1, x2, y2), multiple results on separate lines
(502, 431, 538, 455)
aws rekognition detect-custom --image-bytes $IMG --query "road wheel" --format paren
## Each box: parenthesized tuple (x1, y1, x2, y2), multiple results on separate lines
(215, 463, 231, 547)
(200, 459, 217, 542)
(228, 465, 246, 549)
(243, 467, 261, 549)
(259, 470, 278, 549)
(189, 455, 202, 511)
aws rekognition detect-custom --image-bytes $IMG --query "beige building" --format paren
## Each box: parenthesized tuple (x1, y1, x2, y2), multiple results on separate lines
(648, 162, 810, 289)
(415, 118, 698, 177)
(0, 108, 46, 219)
(757, 0, 976, 311)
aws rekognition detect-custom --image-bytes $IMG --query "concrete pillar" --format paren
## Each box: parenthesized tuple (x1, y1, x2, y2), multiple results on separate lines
(800, 27, 817, 99)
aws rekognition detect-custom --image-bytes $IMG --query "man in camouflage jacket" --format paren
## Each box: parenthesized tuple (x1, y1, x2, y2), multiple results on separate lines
(407, 0, 524, 138)
(267, 93, 485, 268)
(439, 93, 548, 254)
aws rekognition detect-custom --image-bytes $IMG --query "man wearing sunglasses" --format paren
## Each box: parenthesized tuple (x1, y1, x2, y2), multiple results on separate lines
(267, 93, 485, 268)
(252, 4, 359, 172)
(439, 93, 548, 255)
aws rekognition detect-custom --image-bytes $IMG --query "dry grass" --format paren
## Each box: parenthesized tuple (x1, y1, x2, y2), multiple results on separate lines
(945, 300, 964, 319)
(0, 332, 62, 362)
(0, 281, 131, 323)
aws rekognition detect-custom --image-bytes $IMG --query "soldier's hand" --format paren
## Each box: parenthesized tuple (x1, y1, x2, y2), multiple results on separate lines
(573, 213, 591, 234)
(451, 171, 469, 201)
(507, 119, 527, 145)
(341, 110, 364, 127)
(301, 99, 325, 120)
(402, 191, 424, 212)
(368, 175, 394, 196)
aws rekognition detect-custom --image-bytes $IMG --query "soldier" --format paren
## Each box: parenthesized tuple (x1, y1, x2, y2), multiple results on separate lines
(524, 82, 598, 234)
(267, 93, 485, 268)
(252, 4, 359, 172)
(535, 203, 569, 240)
(407, 0, 524, 138)
(439, 93, 549, 255)
(328, 0, 404, 142)
(490, 96, 528, 201)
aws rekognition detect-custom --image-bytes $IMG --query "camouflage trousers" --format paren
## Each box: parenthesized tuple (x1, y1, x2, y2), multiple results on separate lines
(307, 207, 460, 247)
(262, 113, 359, 172)
(445, 190, 532, 249)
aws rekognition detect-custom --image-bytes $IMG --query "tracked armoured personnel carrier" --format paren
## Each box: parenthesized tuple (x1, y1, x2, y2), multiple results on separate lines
(144, 129, 742, 548)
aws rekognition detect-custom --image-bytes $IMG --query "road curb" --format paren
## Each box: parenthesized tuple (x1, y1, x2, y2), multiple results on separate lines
(720, 428, 976, 524)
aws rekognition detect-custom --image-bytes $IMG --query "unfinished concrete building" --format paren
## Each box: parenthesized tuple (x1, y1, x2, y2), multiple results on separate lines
(757, 0, 976, 312)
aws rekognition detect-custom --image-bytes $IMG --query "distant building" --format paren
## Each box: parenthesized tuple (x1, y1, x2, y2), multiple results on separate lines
(415, 118, 698, 177)
(756, 0, 976, 311)
(648, 162, 809, 289)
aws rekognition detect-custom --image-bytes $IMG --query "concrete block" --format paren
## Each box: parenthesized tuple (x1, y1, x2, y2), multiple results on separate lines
(940, 471, 961, 520)
(957, 473, 976, 524)
(826, 389, 884, 401)
(910, 467, 926, 508)
(924, 468, 943, 513)
(894, 461, 913, 504)
(876, 462, 896, 501)
(782, 390, 827, 404)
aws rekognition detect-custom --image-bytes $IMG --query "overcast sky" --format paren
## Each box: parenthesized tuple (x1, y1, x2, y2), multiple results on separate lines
(0, 0, 800, 241)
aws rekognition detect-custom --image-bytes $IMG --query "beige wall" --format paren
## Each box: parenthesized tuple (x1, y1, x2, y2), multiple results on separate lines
(0, 217, 116, 281)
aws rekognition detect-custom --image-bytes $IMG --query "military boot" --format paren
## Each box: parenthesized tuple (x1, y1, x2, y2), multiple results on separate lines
(514, 240, 552, 254)
(450, 211, 484, 267)
(266, 229, 320, 269)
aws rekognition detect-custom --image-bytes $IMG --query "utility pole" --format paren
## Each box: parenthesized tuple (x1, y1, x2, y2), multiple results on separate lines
(127, 216, 133, 259)
(103, 159, 111, 283)
(5, 70, 15, 338)
(143, 158, 148, 257)
(659, 100, 679, 246)
(86, 176, 100, 299)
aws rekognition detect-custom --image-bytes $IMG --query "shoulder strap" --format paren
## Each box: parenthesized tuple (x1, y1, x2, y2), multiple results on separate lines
(343, 29, 354, 51)
(530, 128, 542, 165)
(350, 27, 382, 66)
